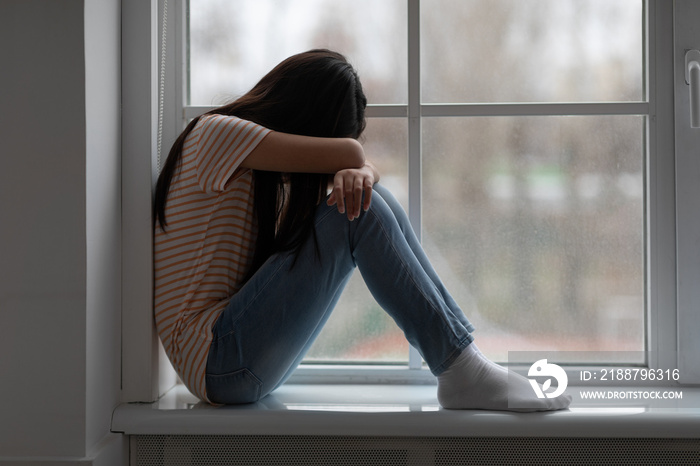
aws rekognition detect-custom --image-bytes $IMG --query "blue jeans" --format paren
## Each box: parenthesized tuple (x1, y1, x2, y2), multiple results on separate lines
(205, 184, 475, 404)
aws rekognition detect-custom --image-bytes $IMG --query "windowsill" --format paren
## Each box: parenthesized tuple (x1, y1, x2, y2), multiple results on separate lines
(112, 383, 700, 438)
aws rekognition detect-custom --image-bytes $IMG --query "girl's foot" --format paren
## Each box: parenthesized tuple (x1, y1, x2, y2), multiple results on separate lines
(437, 344, 572, 412)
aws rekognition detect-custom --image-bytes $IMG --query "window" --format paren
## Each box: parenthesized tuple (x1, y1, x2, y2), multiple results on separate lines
(182, 0, 647, 365)
(122, 0, 695, 399)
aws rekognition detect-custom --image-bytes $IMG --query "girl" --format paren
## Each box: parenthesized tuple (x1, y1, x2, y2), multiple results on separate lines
(154, 49, 570, 412)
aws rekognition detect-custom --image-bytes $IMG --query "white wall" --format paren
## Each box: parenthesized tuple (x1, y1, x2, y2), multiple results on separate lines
(85, 0, 125, 458)
(0, 0, 126, 463)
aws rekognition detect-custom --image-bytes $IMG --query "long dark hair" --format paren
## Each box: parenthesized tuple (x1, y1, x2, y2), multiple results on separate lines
(154, 49, 367, 279)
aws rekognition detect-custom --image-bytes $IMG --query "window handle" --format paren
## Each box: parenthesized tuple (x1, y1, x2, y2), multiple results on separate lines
(686, 49, 700, 128)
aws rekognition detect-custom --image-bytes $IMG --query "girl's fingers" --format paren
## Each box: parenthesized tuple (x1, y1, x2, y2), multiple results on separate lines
(352, 177, 364, 219)
(326, 191, 337, 206)
(330, 169, 375, 220)
(333, 181, 345, 214)
(363, 182, 373, 212)
(345, 183, 356, 220)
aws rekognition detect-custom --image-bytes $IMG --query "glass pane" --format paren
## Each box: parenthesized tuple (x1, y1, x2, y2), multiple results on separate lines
(188, 0, 407, 106)
(305, 118, 410, 363)
(422, 116, 645, 363)
(421, 0, 644, 103)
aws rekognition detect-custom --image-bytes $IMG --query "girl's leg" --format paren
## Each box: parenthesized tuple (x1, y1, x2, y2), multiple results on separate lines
(206, 188, 472, 404)
(364, 186, 570, 411)
(270, 280, 350, 391)
(343, 189, 475, 375)
(207, 186, 570, 411)
(205, 218, 355, 404)
(372, 183, 473, 331)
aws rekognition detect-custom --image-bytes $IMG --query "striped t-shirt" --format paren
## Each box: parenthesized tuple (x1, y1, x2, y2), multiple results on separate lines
(154, 115, 271, 402)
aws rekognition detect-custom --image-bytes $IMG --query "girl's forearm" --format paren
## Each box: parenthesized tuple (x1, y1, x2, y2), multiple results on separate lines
(242, 131, 365, 173)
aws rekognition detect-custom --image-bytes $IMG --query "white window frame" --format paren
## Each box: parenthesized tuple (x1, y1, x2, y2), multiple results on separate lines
(672, 0, 700, 384)
(121, 0, 699, 402)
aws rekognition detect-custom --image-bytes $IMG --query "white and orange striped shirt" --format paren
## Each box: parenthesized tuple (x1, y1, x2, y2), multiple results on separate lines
(154, 115, 271, 402)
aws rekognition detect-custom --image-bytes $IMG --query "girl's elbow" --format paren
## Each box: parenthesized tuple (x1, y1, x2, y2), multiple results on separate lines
(346, 138, 366, 168)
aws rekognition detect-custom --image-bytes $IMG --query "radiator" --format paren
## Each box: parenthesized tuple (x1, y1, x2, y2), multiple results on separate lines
(133, 435, 700, 465)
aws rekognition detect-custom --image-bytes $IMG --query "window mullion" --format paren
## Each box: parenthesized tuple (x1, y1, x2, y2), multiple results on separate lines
(407, 0, 421, 241)
(186, 105, 408, 120)
(408, 0, 423, 370)
(420, 102, 650, 117)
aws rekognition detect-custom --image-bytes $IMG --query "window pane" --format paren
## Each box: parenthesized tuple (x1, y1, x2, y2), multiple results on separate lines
(422, 116, 645, 363)
(305, 118, 409, 363)
(188, 0, 407, 106)
(421, 0, 643, 103)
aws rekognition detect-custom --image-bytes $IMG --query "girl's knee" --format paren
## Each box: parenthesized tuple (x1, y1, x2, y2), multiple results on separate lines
(366, 185, 409, 227)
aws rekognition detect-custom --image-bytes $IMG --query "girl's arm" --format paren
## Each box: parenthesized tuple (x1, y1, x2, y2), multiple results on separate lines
(240, 131, 365, 173)
(241, 130, 378, 220)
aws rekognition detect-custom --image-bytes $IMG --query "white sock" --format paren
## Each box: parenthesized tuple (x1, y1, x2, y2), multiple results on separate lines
(437, 344, 572, 412)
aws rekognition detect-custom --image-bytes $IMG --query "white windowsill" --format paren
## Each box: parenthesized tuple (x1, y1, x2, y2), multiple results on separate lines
(112, 384, 700, 438)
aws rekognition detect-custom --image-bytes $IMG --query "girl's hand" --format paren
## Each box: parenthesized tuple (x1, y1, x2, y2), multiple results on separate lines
(327, 162, 380, 221)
